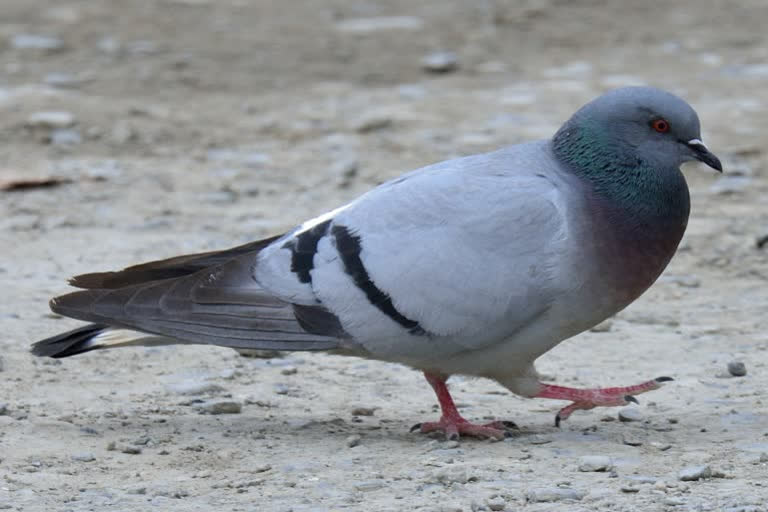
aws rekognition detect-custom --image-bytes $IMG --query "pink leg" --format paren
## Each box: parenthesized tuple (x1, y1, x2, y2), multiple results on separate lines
(412, 372, 518, 441)
(535, 376, 673, 426)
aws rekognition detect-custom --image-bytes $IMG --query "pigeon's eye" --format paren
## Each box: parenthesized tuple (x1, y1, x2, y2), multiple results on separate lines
(651, 119, 670, 133)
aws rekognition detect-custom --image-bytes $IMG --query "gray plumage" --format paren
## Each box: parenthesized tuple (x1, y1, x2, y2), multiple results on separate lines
(33, 87, 721, 403)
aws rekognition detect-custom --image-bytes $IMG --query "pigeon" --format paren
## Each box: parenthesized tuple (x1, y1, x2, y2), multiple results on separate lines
(32, 86, 722, 440)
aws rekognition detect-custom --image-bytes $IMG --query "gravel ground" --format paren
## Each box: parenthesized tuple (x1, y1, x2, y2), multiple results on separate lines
(2, 1, 768, 511)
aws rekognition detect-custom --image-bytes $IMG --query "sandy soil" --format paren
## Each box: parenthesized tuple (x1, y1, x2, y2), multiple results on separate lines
(2, 1, 768, 510)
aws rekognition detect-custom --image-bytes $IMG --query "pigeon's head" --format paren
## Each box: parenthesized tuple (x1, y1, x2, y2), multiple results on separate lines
(556, 86, 722, 173)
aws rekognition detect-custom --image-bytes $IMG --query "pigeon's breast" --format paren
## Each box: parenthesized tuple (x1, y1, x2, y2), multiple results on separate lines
(581, 187, 689, 315)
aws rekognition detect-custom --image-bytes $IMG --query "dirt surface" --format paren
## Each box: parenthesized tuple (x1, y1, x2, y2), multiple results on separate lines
(2, 1, 768, 510)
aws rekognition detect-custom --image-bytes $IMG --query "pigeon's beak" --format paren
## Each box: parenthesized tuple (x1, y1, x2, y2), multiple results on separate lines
(687, 139, 723, 172)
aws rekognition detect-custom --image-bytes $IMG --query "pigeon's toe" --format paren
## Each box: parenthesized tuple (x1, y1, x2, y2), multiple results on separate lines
(415, 418, 511, 441)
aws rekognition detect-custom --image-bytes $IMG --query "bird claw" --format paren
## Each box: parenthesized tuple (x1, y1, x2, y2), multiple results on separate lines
(412, 418, 517, 441)
(548, 375, 674, 426)
(483, 420, 519, 431)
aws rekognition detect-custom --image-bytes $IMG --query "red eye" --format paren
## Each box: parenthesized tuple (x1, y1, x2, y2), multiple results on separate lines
(652, 119, 670, 133)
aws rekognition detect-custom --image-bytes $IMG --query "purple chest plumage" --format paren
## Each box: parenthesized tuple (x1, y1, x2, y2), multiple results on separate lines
(584, 185, 689, 310)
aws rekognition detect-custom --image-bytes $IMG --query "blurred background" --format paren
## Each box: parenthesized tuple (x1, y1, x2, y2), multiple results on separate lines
(1, 0, 766, 241)
(1, 1, 767, 511)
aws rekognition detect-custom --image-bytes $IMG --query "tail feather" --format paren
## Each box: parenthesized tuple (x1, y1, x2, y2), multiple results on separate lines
(31, 324, 176, 358)
(32, 323, 111, 358)
(33, 236, 347, 359)
(69, 235, 283, 289)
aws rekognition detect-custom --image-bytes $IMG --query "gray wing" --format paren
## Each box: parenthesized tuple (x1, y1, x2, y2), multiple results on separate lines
(255, 142, 574, 362)
(43, 251, 346, 353)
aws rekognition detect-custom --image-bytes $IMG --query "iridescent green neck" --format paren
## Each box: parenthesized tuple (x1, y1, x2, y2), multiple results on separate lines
(552, 120, 690, 227)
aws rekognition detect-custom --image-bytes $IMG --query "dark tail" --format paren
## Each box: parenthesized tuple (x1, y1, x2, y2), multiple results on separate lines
(33, 233, 344, 359)
(31, 323, 110, 358)
(31, 323, 181, 358)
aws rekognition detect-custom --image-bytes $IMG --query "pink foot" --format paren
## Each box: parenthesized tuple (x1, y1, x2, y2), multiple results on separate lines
(412, 418, 517, 441)
(535, 376, 673, 426)
(413, 372, 518, 441)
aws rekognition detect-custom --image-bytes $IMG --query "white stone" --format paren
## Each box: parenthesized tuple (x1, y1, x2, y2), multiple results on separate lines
(27, 111, 76, 129)
(578, 455, 613, 472)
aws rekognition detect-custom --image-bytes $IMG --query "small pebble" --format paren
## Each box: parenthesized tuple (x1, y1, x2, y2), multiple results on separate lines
(590, 320, 613, 332)
(44, 72, 82, 88)
(11, 34, 64, 51)
(149, 485, 188, 498)
(421, 51, 459, 73)
(727, 361, 747, 377)
(661, 274, 701, 287)
(232, 478, 263, 489)
(486, 496, 506, 511)
(0, 403, 7, 416)
(335, 16, 424, 34)
(27, 111, 76, 129)
(273, 383, 291, 395)
(126, 40, 160, 56)
(351, 407, 376, 416)
(622, 433, 643, 446)
(627, 475, 658, 484)
(332, 158, 359, 188)
(167, 381, 225, 395)
(121, 445, 142, 455)
(198, 400, 242, 415)
(526, 488, 585, 503)
(618, 408, 643, 422)
(107, 441, 142, 454)
(346, 434, 361, 448)
(354, 480, 386, 492)
(50, 129, 82, 146)
(433, 465, 470, 484)
(678, 464, 712, 481)
(85, 160, 122, 180)
(620, 484, 640, 493)
(578, 455, 613, 472)
(71, 452, 96, 462)
(352, 113, 392, 133)
(110, 121, 138, 144)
